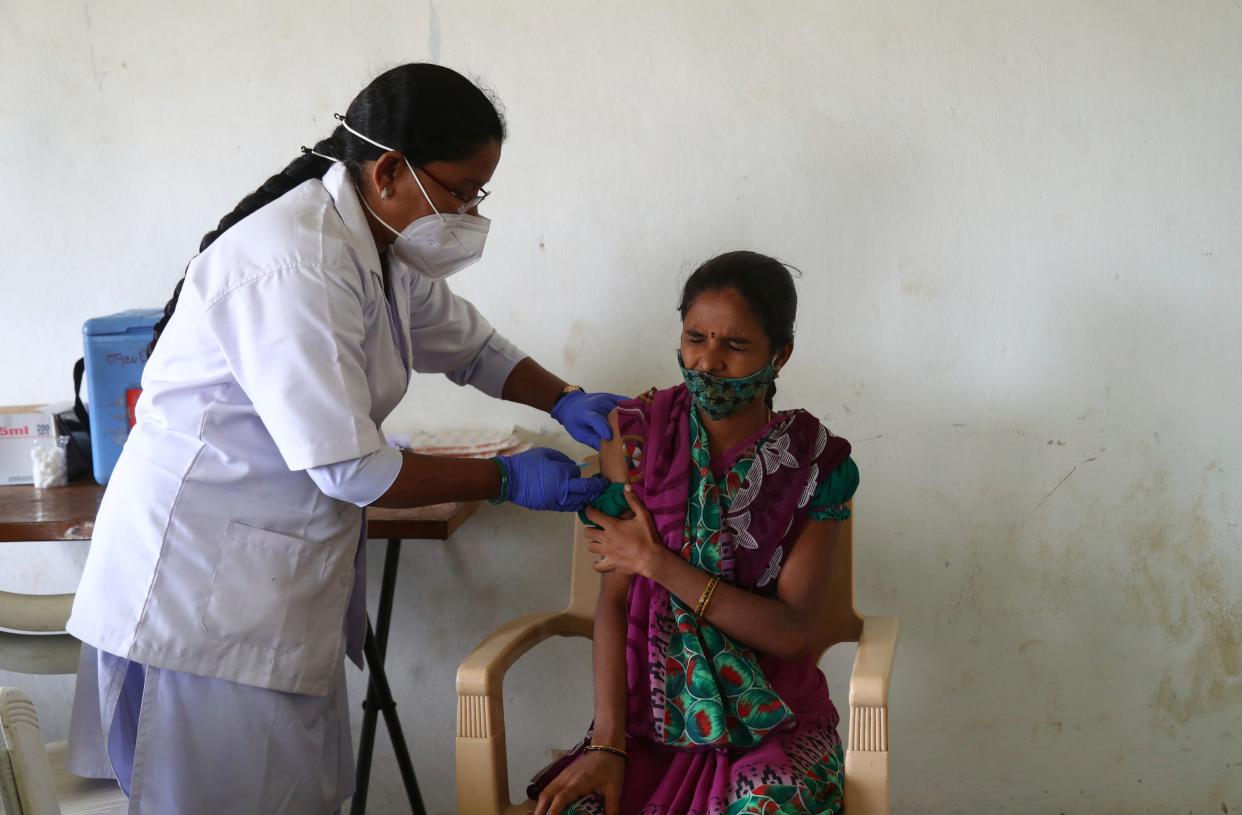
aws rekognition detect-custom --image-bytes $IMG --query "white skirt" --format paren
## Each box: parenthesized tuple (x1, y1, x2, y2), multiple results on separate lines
(67, 645, 354, 815)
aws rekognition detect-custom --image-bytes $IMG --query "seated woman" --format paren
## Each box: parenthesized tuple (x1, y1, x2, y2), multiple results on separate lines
(530, 251, 859, 815)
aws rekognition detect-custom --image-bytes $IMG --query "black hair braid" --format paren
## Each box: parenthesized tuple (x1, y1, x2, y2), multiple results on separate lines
(147, 135, 341, 353)
(677, 250, 800, 410)
(148, 63, 506, 355)
(199, 137, 342, 253)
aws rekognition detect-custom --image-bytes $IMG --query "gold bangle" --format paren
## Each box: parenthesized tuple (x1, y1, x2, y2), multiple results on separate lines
(693, 577, 711, 617)
(695, 575, 721, 620)
(553, 384, 584, 408)
(703, 575, 721, 616)
(583, 744, 627, 759)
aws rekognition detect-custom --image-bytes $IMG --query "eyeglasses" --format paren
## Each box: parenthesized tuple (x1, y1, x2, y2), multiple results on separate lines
(414, 165, 490, 214)
(332, 114, 491, 214)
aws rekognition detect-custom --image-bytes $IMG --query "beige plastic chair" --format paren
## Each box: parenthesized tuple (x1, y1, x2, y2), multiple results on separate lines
(455, 483, 899, 815)
(0, 591, 129, 815)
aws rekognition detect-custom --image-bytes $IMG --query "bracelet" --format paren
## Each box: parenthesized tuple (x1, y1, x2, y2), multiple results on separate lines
(552, 384, 584, 408)
(583, 744, 627, 759)
(488, 457, 509, 505)
(694, 575, 721, 620)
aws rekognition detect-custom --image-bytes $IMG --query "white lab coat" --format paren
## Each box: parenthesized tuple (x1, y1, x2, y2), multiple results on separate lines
(66, 161, 522, 696)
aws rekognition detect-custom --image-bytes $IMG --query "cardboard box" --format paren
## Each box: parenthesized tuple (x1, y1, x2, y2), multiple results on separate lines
(0, 405, 57, 485)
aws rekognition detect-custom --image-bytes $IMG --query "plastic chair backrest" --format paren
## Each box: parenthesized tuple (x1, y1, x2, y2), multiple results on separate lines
(816, 508, 864, 654)
(0, 592, 80, 676)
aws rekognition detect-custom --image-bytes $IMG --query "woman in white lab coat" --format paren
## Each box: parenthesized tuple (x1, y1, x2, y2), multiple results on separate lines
(65, 63, 620, 814)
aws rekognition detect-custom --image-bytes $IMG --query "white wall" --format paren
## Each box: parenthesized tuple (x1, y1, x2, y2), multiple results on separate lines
(2, 1, 1240, 812)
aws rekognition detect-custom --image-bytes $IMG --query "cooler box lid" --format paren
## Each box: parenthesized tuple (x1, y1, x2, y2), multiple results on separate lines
(83, 309, 165, 337)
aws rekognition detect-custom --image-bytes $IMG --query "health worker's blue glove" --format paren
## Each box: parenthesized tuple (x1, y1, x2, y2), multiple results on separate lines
(496, 448, 608, 512)
(551, 390, 627, 449)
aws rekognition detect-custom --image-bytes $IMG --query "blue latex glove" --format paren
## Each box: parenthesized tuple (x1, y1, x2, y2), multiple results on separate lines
(497, 448, 608, 512)
(550, 390, 627, 449)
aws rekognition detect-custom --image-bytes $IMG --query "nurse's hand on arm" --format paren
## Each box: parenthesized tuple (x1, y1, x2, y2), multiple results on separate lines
(387, 280, 618, 510)
(405, 273, 623, 450)
(500, 357, 625, 450)
(371, 447, 604, 511)
(369, 356, 619, 510)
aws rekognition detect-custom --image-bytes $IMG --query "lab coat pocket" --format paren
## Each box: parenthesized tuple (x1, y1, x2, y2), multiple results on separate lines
(200, 521, 323, 653)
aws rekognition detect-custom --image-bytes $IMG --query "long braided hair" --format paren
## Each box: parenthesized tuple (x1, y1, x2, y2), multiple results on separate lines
(148, 63, 505, 353)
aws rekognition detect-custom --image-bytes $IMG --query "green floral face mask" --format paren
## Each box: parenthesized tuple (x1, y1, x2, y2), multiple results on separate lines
(678, 351, 777, 420)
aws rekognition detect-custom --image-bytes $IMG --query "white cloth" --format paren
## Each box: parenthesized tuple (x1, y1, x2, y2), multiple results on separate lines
(67, 161, 526, 695)
(67, 645, 352, 815)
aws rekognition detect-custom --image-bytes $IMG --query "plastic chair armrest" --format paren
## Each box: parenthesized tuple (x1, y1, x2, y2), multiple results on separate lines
(849, 615, 899, 711)
(844, 616, 899, 815)
(456, 611, 592, 699)
(0, 632, 81, 676)
(456, 611, 592, 815)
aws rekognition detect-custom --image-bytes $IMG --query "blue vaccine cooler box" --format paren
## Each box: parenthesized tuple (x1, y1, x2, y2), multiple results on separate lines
(82, 309, 164, 484)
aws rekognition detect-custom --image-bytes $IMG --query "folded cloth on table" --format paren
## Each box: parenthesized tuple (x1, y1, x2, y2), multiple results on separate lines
(385, 427, 531, 458)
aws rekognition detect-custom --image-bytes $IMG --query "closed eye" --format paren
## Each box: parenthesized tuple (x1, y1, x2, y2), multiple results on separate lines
(685, 331, 751, 351)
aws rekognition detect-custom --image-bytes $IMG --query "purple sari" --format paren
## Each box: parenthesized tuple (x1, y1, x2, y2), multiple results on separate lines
(533, 385, 853, 815)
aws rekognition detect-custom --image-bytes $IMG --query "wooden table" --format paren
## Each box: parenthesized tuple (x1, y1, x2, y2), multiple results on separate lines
(0, 480, 477, 542)
(0, 480, 477, 815)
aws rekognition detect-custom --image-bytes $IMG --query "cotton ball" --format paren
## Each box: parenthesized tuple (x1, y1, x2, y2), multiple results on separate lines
(31, 438, 68, 489)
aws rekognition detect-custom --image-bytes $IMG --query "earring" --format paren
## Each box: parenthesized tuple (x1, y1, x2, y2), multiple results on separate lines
(380, 186, 392, 200)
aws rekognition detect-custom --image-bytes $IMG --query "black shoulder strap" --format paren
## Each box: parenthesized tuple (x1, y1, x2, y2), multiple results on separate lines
(73, 357, 90, 432)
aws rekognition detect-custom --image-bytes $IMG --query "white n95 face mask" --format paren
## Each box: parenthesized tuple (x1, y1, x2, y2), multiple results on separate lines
(368, 200, 490, 281)
(337, 115, 490, 281)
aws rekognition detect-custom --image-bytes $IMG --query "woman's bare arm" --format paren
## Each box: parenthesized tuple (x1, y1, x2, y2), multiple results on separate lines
(370, 451, 501, 508)
(590, 411, 632, 748)
(646, 517, 843, 659)
(587, 489, 845, 660)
